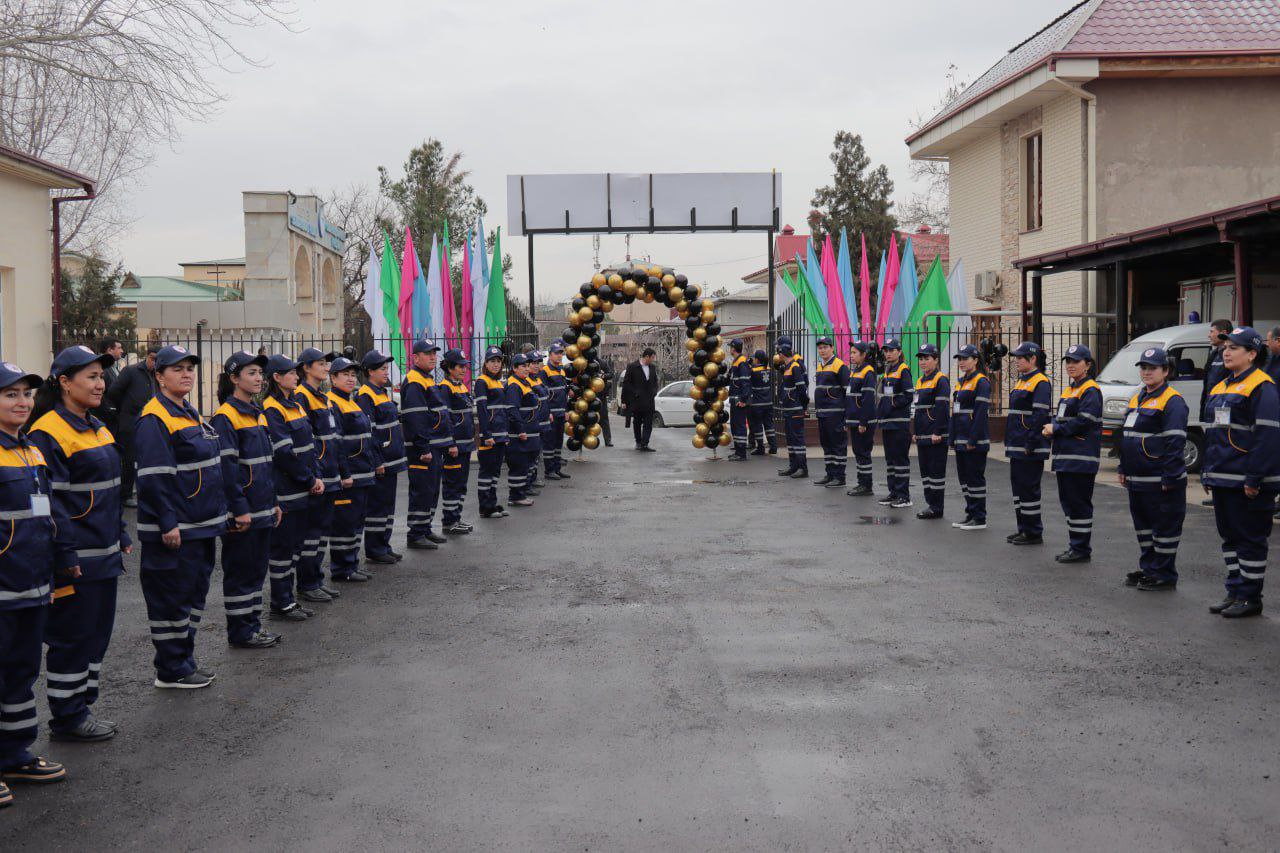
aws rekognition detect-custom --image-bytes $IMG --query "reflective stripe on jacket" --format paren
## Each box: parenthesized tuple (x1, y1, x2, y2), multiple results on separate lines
(1116, 383, 1187, 490)
(211, 397, 277, 529)
(1050, 379, 1102, 473)
(1203, 366, 1280, 491)
(135, 394, 227, 541)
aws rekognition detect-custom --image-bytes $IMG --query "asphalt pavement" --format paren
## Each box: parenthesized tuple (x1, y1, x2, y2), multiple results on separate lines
(4, 429, 1278, 850)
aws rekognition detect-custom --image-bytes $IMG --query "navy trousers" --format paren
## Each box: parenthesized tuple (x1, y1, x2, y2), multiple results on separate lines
(954, 449, 987, 523)
(221, 527, 270, 643)
(45, 577, 117, 732)
(298, 491, 333, 592)
(730, 404, 749, 458)
(1213, 487, 1275, 601)
(477, 444, 505, 512)
(848, 426, 874, 488)
(1056, 471, 1096, 554)
(507, 447, 536, 501)
(268, 508, 306, 609)
(817, 418, 845, 480)
(747, 406, 776, 451)
(783, 413, 808, 472)
(442, 451, 472, 525)
(407, 458, 442, 539)
(364, 471, 398, 557)
(0, 605, 46, 770)
(882, 430, 911, 501)
(917, 440, 947, 512)
(329, 488, 369, 578)
(543, 415, 565, 476)
(140, 539, 215, 682)
(1010, 459, 1044, 536)
(1128, 487, 1185, 582)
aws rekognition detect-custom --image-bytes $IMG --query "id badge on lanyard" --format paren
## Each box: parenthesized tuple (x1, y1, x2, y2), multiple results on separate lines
(953, 398, 962, 415)
(1215, 406, 1230, 426)
(1124, 411, 1139, 429)
(1057, 401, 1069, 419)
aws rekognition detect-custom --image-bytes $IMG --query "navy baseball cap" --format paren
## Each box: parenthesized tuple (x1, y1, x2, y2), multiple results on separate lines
(223, 350, 268, 375)
(0, 361, 43, 391)
(361, 349, 394, 370)
(412, 338, 441, 355)
(441, 348, 470, 366)
(548, 341, 565, 354)
(730, 338, 744, 351)
(51, 345, 114, 379)
(1010, 341, 1041, 358)
(753, 349, 768, 361)
(954, 344, 980, 359)
(266, 354, 299, 375)
(483, 346, 504, 361)
(297, 347, 339, 365)
(528, 350, 544, 362)
(1135, 346, 1169, 367)
(882, 338, 902, 351)
(816, 336, 834, 347)
(511, 353, 529, 366)
(917, 343, 940, 358)
(156, 345, 199, 369)
(850, 340, 872, 353)
(777, 336, 794, 352)
(1062, 343, 1093, 362)
(1227, 326, 1264, 351)
(329, 356, 358, 374)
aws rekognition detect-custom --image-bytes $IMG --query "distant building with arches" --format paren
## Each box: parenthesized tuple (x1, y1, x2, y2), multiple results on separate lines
(243, 190, 346, 336)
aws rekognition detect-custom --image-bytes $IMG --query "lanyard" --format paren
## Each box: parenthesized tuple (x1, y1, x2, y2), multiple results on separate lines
(11, 444, 43, 495)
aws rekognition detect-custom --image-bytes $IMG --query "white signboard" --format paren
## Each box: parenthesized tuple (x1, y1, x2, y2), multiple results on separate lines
(507, 172, 780, 236)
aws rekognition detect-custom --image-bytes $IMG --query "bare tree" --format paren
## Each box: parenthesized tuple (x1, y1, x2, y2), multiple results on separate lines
(901, 64, 966, 234)
(321, 183, 391, 334)
(0, 0, 296, 252)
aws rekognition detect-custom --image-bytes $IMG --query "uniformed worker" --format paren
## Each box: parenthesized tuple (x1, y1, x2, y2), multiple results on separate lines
(400, 339, 450, 550)
(727, 339, 752, 461)
(812, 336, 847, 487)
(876, 339, 913, 508)
(1117, 347, 1188, 591)
(475, 346, 510, 519)
(1201, 326, 1280, 619)
(540, 342, 570, 480)
(27, 346, 131, 742)
(357, 350, 405, 565)
(776, 336, 810, 478)
(1043, 344, 1103, 563)
(526, 351, 549, 493)
(1005, 342, 1052, 545)
(135, 345, 226, 689)
(503, 353, 542, 507)
(295, 349, 347, 602)
(438, 349, 476, 535)
(0, 361, 71, 797)
(326, 357, 382, 582)
(912, 343, 950, 519)
(947, 344, 991, 530)
(845, 340, 877, 497)
(747, 349, 778, 455)
(211, 352, 281, 648)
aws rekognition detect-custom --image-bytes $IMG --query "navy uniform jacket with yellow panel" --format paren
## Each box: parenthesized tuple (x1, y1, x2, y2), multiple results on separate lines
(877, 363, 912, 431)
(0, 432, 68, 608)
(912, 369, 950, 442)
(813, 357, 847, 418)
(539, 363, 568, 417)
(476, 374, 510, 444)
(749, 363, 773, 407)
(1050, 378, 1103, 473)
(438, 378, 477, 452)
(401, 369, 455, 460)
(298, 382, 349, 489)
(1116, 383, 1188, 490)
(263, 393, 319, 511)
(948, 372, 991, 451)
(327, 389, 382, 486)
(357, 383, 407, 474)
(845, 363, 877, 429)
(503, 375, 542, 453)
(779, 356, 810, 415)
(134, 394, 227, 541)
(1005, 371, 1052, 460)
(210, 397, 277, 529)
(729, 355, 752, 406)
(1202, 365, 1280, 491)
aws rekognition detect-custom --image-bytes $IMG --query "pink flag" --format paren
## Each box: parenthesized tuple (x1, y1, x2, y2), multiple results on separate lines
(820, 235, 851, 350)
(440, 228, 457, 350)
(876, 232, 901, 344)
(459, 234, 474, 381)
(398, 227, 418, 340)
(859, 233, 872, 340)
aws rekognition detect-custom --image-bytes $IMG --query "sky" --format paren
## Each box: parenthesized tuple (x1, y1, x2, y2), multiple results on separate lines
(116, 0, 1071, 305)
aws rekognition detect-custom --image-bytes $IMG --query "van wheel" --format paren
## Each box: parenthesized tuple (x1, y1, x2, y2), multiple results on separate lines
(1184, 431, 1203, 474)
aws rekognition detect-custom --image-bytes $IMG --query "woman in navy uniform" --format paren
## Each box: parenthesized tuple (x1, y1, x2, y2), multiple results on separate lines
(438, 349, 477, 534)
(526, 351, 549, 492)
(401, 339, 450, 550)
(845, 340, 877, 497)
(135, 345, 226, 689)
(503, 354, 542, 507)
(1117, 347, 1188, 591)
(211, 352, 281, 648)
(475, 346, 510, 519)
(357, 350, 406, 564)
(947, 344, 991, 530)
(327, 357, 382, 582)
(296, 349, 347, 601)
(0, 362, 71, 798)
(876, 339, 913, 508)
(540, 342, 570, 480)
(812, 337, 847, 486)
(1202, 326, 1280, 618)
(262, 354, 323, 618)
(1043, 344, 1103, 563)
(727, 340, 751, 461)
(776, 337, 809, 478)
(27, 347, 130, 742)
(912, 343, 950, 519)
(747, 350, 777, 455)
(1005, 342, 1052, 545)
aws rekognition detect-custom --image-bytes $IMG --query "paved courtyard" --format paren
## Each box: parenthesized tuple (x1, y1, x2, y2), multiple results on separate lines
(6, 429, 1279, 850)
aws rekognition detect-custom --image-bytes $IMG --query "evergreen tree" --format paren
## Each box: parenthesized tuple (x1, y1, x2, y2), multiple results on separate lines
(811, 131, 898, 263)
(59, 256, 135, 347)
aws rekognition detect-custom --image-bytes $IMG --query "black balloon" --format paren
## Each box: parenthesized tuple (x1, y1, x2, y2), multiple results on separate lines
(704, 335, 719, 350)
(598, 284, 614, 301)
(675, 274, 688, 286)
(683, 285, 698, 301)
(632, 270, 648, 284)
(589, 334, 600, 347)
(684, 317, 700, 331)
(585, 412, 599, 425)
(592, 310, 604, 323)
(562, 329, 577, 344)
(689, 298, 703, 314)
(581, 322, 596, 336)
(706, 323, 721, 336)
(580, 283, 593, 296)
(623, 294, 636, 304)
(688, 364, 701, 377)
(693, 349, 708, 366)
(694, 400, 709, 414)
(647, 275, 661, 289)
(571, 297, 586, 311)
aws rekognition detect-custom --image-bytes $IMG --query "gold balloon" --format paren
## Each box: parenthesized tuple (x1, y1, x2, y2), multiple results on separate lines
(662, 274, 675, 287)
(689, 386, 703, 400)
(608, 273, 623, 287)
(717, 388, 729, 401)
(582, 389, 596, 403)
(712, 400, 724, 412)
(592, 273, 606, 287)
(564, 423, 574, 436)
(566, 344, 580, 359)
(568, 411, 581, 424)
(718, 431, 731, 447)
(577, 306, 594, 322)
(572, 356, 588, 372)
(622, 280, 638, 297)
(601, 300, 614, 312)
(693, 327, 707, 341)
(693, 375, 709, 390)
(589, 424, 601, 437)
(675, 300, 689, 314)
(692, 434, 707, 449)
(710, 348, 726, 363)
(574, 399, 589, 414)
(685, 338, 699, 352)
(648, 266, 663, 277)
(703, 410, 718, 426)
(569, 313, 583, 328)
(583, 435, 600, 450)
(586, 295, 601, 310)
(642, 291, 655, 304)
(590, 377, 605, 393)
(700, 310, 716, 325)
(576, 335, 591, 350)
(703, 362, 719, 379)
(695, 423, 710, 438)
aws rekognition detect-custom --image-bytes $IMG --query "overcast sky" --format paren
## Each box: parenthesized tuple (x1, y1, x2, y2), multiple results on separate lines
(117, 0, 1068, 303)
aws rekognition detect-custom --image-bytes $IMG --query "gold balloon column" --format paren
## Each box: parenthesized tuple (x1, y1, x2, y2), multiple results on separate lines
(560, 265, 731, 452)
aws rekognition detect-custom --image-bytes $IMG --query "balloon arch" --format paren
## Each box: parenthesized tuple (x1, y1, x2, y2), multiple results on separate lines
(560, 265, 730, 452)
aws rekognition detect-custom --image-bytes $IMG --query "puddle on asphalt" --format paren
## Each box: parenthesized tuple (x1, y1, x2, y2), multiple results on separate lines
(615, 479, 759, 487)
(854, 516, 899, 525)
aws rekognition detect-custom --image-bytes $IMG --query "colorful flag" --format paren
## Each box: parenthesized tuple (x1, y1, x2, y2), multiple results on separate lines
(804, 238, 830, 323)
(460, 233, 474, 340)
(837, 228, 857, 334)
(885, 236, 918, 341)
(426, 232, 446, 344)
(858, 233, 872, 340)
(821, 235, 851, 349)
(485, 227, 507, 339)
(416, 233, 437, 337)
(471, 220, 490, 358)
(903, 256, 953, 356)
(875, 232, 899, 343)
(398, 227, 416, 340)
(378, 230, 403, 367)
(440, 221, 457, 350)
(362, 238, 383, 341)
(795, 257, 832, 335)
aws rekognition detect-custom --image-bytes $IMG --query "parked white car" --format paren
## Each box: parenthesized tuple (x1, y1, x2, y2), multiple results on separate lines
(652, 380, 694, 428)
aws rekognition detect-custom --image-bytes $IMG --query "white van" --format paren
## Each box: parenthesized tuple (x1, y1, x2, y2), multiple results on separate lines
(1097, 321, 1276, 472)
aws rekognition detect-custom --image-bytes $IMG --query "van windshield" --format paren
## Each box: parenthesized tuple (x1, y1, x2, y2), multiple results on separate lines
(1098, 340, 1165, 385)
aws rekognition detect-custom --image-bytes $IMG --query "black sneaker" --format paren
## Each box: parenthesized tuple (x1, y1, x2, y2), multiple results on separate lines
(271, 603, 310, 619)
(1221, 599, 1263, 619)
(154, 672, 214, 690)
(1006, 532, 1020, 543)
(728, 455, 748, 462)
(299, 588, 333, 603)
(1209, 596, 1236, 614)
(351, 571, 373, 581)
(426, 533, 448, 544)
(915, 508, 943, 520)
(1124, 570, 1146, 587)
(825, 479, 846, 489)
(813, 476, 833, 486)
(1137, 577, 1177, 592)
(768, 447, 778, 455)
(750, 447, 765, 456)
(388, 550, 404, 562)
(407, 537, 438, 550)
(1055, 549, 1091, 563)
(365, 553, 397, 565)
(320, 585, 341, 598)
(556, 471, 571, 479)
(510, 498, 535, 507)
(846, 485, 873, 497)
(50, 716, 116, 743)
(2, 757, 67, 783)
(230, 631, 281, 649)
(876, 496, 894, 506)
(1010, 533, 1043, 546)
(777, 468, 795, 476)
(789, 469, 809, 479)
(639, 446, 656, 453)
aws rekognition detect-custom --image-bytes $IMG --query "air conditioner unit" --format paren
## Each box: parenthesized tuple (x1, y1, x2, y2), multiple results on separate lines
(974, 270, 1000, 300)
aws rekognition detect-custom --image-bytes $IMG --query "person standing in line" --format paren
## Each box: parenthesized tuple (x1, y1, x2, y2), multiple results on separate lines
(503, 354, 542, 507)
(134, 345, 226, 689)
(401, 340, 450, 550)
(1043, 345, 1103, 563)
(295, 350, 347, 602)
(28, 347, 132, 741)
(211, 352, 281, 649)
(357, 350, 406, 565)
(845, 340, 878, 497)
(539, 342, 570, 480)
(1200, 320, 1233, 508)
(326, 357, 382, 582)
(912, 343, 950, 520)
(726, 340, 752, 462)
(598, 358, 615, 447)
(105, 343, 159, 508)
(475, 346, 510, 519)
(0, 362, 72, 798)
(1004, 342, 1052, 546)
(1265, 325, 1280, 384)
(1117, 347, 1188, 591)
(776, 336, 810, 479)
(438, 349, 477, 535)
(876, 339, 913, 509)
(93, 336, 124, 434)
(621, 348, 660, 452)
(813, 336, 847, 487)
(526, 351, 549, 490)
(746, 349, 778, 455)
(948, 344, 991, 530)
(1202, 327, 1279, 619)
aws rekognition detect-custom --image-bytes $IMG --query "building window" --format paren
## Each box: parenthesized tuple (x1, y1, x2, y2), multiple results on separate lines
(1024, 132, 1043, 231)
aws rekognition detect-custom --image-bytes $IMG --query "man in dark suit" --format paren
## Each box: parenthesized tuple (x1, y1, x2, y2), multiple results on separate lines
(621, 347, 660, 451)
(105, 343, 159, 506)
(94, 336, 125, 433)
(599, 358, 615, 446)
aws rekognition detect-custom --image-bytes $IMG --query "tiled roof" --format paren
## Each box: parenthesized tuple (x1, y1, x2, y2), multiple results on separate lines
(1062, 0, 1280, 54)
(180, 257, 245, 266)
(117, 276, 230, 303)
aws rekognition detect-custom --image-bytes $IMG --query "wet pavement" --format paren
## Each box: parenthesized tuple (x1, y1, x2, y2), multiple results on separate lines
(5, 429, 1279, 850)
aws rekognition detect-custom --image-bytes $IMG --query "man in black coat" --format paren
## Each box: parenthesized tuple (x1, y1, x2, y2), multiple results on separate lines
(94, 336, 125, 432)
(105, 344, 159, 506)
(599, 358, 615, 447)
(620, 347, 660, 451)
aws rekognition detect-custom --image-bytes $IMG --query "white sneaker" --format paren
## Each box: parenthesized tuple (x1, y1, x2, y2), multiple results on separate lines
(890, 498, 913, 509)
(957, 519, 987, 531)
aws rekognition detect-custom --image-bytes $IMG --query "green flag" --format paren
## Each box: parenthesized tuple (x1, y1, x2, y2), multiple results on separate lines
(902, 256, 952, 356)
(795, 264, 832, 336)
(484, 227, 507, 339)
(379, 230, 404, 368)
